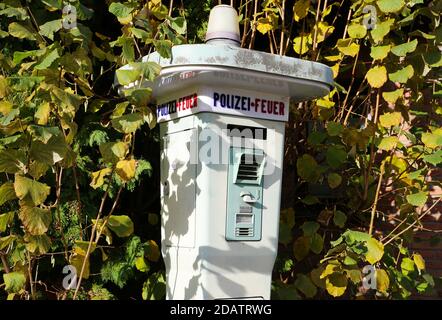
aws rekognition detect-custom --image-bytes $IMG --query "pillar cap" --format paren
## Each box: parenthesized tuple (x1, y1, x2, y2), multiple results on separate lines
(205, 5, 240, 46)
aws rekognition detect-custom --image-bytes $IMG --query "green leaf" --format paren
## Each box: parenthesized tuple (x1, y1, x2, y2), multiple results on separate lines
(389, 65, 414, 83)
(326, 121, 343, 136)
(130, 27, 150, 41)
(8, 22, 36, 40)
(301, 221, 320, 236)
(34, 47, 60, 70)
(12, 48, 45, 65)
(333, 210, 347, 228)
(153, 39, 172, 59)
(18, 206, 52, 235)
(370, 45, 391, 61)
(413, 253, 425, 271)
(326, 146, 347, 168)
(366, 66, 388, 88)
(371, 18, 395, 43)
(391, 39, 418, 57)
(109, 2, 134, 19)
(29, 134, 68, 165)
(99, 142, 128, 164)
(365, 238, 384, 264)
(325, 273, 347, 297)
(377, 0, 404, 13)
(378, 136, 398, 151)
(135, 256, 150, 272)
(311, 233, 324, 254)
(310, 266, 326, 289)
(379, 112, 402, 128)
(0, 150, 26, 174)
(0, 6, 29, 20)
(0, 182, 17, 206)
(343, 256, 357, 266)
(14, 175, 50, 206)
(24, 234, 51, 254)
(293, 236, 310, 261)
(111, 113, 144, 134)
(0, 212, 14, 233)
(142, 272, 166, 300)
(295, 274, 317, 298)
(3, 272, 26, 293)
(382, 89, 403, 104)
(169, 17, 187, 35)
(406, 191, 428, 207)
(328, 173, 342, 189)
(107, 215, 134, 237)
(308, 131, 326, 145)
(301, 195, 320, 205)
(297, 154, 321, 183)
(278, 223, 292, 245)
(347, 24, 367, 39)
(27, 125, 60, 144)
(343, 230, 371, 244)
(423, 150, 442, 165)
(39, 19, 62, 40)
(124, 88, 152, 107)
(115, 68, 141, 86)
(401, 257, 415, 275)
(0, 235, 16, 250)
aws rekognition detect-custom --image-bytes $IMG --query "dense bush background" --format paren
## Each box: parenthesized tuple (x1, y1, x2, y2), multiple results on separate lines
(0, 0, 441, 299)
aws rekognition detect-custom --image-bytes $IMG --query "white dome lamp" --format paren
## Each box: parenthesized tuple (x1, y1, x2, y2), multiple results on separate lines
(205, 5, 241, 46)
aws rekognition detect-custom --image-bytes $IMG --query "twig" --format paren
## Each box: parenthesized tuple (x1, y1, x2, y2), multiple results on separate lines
(369, 162, 384, 235)
(0, 252, 10, 273)
(383, 197, 442, 246)
(72, 182, 111, 299)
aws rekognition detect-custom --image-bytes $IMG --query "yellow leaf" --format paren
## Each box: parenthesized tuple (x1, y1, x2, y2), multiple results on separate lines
(366, 66, 387, 88)
(90, 167, 112, 189)
(325, 273, 347, 297)
(0, 76, 9, 98)
(379, 112, 402, 128)
(293, 35, 310, 55)
(115, 159, 137, 181)
(256, 17, 273, 35)
(382, 89, 403, 104)
(294, 0, 310, 22)
(376, 269, 390, 293)
(413, 253, 426, 271)
(331, 63, 340, 79)
(34, 102, 51, 125)
(337, 39, 359, 57)
(365, 238, 384, 264)
(146, 240, 160, 262)
(313, 22, 334, 44)
(320, 263, 340, 279)
(70, 253, 89, 279)
(378, 136, 399, 151)
(0, 101, 12, 116)
(348, 24, 367, 39)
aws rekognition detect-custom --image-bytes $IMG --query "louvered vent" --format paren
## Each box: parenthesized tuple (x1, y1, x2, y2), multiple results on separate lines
(237, 154, 260, 181)
(235, 227, 253, 237)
